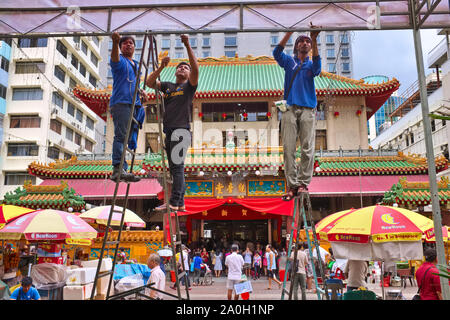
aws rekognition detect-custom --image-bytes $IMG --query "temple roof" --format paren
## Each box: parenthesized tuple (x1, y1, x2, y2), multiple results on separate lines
(382, 176, 450, 209)
(2, 180, 85, 211)
(73, 55, 399, 120)
(27, 150, 448, 180)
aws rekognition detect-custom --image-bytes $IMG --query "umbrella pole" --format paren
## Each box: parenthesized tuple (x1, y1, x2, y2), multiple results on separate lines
(381, 261, 385, 300)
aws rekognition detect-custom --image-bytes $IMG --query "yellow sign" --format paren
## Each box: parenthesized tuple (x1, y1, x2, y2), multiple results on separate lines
(66, 238, 93, 246)
(372, 232, 422, 243)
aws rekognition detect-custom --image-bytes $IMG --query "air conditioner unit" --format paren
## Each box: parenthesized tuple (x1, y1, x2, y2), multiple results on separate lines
(74, 43, 81, 50)
(71, 121, 77, 127)
(59, 139, 65, 147)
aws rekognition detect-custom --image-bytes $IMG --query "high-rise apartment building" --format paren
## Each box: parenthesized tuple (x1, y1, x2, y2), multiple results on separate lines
(0, 38, 11, 165)
(0, 36, 106, 199)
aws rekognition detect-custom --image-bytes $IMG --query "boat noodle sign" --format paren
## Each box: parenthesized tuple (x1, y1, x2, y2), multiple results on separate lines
(27, 233, 65, 240)
(327, 234, 369, 243)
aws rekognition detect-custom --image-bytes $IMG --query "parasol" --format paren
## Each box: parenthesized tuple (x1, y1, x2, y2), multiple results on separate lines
(0, 209, 97, 241)
(0, 205, 35, 229)
(79, 205, 145, 228)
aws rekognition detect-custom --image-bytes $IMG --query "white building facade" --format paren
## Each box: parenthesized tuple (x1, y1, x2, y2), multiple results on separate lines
(370, 30, 450, 160)
(0, 36, 105, 199)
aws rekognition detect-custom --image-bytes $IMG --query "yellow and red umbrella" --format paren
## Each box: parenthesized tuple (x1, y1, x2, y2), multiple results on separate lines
(424, 226, 449, 242)
(0, 205, 35, 229)
(79, 205, 145, 228)
(315, 205, 434, 261)
(0, 209, 97, 242)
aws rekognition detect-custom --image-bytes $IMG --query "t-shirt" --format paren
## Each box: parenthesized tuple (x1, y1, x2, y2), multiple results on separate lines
(193, 256, 202, 270)
(109, 55, 142, 107)
(160, 80, 197, 129)
(10, 286, 40, 300)
(146, 266, 165, 300)
(416, 262, 442, 300)
(244, 252, 252, 264)
(290, 250, 308, 274)
(344, 260, 368, 288)
(225, 252, 244, 281)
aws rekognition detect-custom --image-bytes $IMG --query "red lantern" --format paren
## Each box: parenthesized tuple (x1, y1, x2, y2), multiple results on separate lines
(267, 111, 272, 118)
(334, 111, 340, 118)
(222, 112, 227, 119)
(356, 109, 362, 116)
(198, 112, 203, 118)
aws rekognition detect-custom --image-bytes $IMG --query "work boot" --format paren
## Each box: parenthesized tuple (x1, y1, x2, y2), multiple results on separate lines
(110, 167, 141, 183)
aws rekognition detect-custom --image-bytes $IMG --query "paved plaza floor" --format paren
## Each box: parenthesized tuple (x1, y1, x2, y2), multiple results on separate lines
(163, 275, 419, 300)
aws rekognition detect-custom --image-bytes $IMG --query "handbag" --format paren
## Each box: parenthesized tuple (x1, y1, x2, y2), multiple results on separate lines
(275, 62, 303, 112)
(412, 266, 433, 300)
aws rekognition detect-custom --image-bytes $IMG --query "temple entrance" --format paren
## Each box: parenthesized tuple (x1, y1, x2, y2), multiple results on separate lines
(204, 220, 268, 245)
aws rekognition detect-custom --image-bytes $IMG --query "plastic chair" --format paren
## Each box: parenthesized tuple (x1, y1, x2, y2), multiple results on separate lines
(342, 289, 377, 300)
(325, 278, 344, 300)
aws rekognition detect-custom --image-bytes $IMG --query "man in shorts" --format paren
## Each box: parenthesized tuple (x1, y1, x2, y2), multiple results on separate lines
(265, 244, 282, 290)
(225, 244, 244, 300)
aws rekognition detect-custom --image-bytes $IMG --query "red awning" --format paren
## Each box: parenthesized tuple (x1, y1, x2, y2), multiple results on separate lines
(308, 175, 430, 197)
(40, 179, 162, 199)
(177, 197, 295, 217)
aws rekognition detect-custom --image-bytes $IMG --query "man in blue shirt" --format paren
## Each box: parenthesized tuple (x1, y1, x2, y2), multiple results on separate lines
(10, 276, 40, 300)
(273, 29, 321, 200)
(109, 32, 143, 183)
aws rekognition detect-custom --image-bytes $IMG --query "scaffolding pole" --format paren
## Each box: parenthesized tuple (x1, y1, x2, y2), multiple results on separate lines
(410, 0, 450, 300)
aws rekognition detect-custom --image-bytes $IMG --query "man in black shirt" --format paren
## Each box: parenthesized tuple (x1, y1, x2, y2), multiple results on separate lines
(146, 34, 199, 212)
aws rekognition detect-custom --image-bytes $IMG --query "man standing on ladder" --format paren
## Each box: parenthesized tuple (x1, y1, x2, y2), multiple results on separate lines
(109, 32, 143, 182)
(147, 34, 199, 212)
(273, 27, 321, 200)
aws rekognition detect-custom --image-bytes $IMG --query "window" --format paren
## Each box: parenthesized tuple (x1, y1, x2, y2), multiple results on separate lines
(90, 53, 98, 67)
(52, 91, 64, 108)
(71, 55, 79, 69)
(0, 84, 7, 99)
(341, 47, 349, 57)
(340, 33, 349, 44)
(85, 139, 93, 152)
(326, 34, 334, 44)
(224, 35, 237, 47)
(4, 172, 36, 185)
(10, 115, 41, 128)
(202, 37, 210, 47)
(73, 36, 80, 44)
(189, 38, 197, 48)
(342, 63, 350, 72)
(89, 74, 97, 87)
(47, 146, 60, 160)
(86, 117, 94, 130)
(316, 35, 320, 44)
(135, 53, 141, 62)
(271, 35, 278, 45)
(225, 50, 236, 58)
(202, 51, 210, 58)
(161, 39, 170, 49)
(175, 38, 183, 48)
(76, 109, 83, 122)
(327, 63, 336, 73)
(15, 62, 45, 74)
(135, 39, 143, 49)
(74, 133, 82, 146)
(108, 40, 113, 50)
(66, 127, 73, 141)
(201, 102, 269, 123)
(18, 38, 47, 48)
(54, 65, 65, 83)
(431, 119, 436, 132)
(81, 41, 88, 55)
(50, 119, 62, 134)
(0, 56, 9, 72)
(326, 49, 335, 58)
(67, 102, 75, 116)
(56, 40, 68, 58)
(92, 36, 100, 47)
(64, 152, 72, 160)
(443, 119, 446, 127)
(79, 63, 86, 77)
(12, 88, 43, 100)
(406, 135, 409, 146)
(0, 38, 12, 46)
(174, 52, 184, 59)
(7, 143, 39, 157)
(410, 132, 414, 144)
(69, 78, 77, 89)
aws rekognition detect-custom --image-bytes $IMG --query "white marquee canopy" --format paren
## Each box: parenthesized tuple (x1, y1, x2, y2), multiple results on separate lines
(0, 0, 449, 37)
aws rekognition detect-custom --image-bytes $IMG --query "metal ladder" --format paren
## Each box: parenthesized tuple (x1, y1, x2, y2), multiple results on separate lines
(89, 32, 188, 300)
(281, 192, 328, 300)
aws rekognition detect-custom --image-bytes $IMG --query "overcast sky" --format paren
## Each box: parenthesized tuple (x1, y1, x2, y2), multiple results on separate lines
(352, 29, 446, 93)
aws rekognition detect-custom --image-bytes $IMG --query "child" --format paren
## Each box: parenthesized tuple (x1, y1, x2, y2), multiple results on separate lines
(253, 251, 262, 280)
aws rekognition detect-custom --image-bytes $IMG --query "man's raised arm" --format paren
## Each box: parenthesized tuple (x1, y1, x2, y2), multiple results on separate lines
(146, 56, 170, 90)
(181, 34, 199, 86)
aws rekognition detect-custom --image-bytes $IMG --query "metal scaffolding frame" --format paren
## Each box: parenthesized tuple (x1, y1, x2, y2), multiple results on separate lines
(0, 0, 449, 299)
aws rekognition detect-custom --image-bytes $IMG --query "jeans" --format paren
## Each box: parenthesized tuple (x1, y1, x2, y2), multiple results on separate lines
(292, 273, 307, 300)
(181, 270, 190, 287)
(193, 268, 201, 284)
(164, 128, 191, 207)
(111, 103, 134, 171)
(254, 265, 261, 278)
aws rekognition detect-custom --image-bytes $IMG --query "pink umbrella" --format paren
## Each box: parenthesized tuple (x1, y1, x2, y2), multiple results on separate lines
(0, 209, 97, 241)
